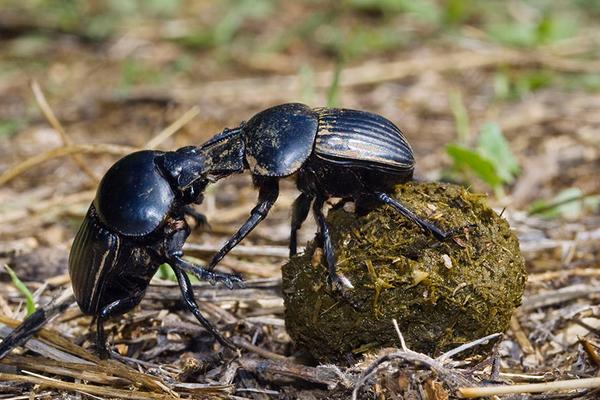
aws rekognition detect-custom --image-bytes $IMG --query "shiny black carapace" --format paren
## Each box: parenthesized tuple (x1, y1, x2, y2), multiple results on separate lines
(68, 147, 240, 358)
(200, 103, 458, 290)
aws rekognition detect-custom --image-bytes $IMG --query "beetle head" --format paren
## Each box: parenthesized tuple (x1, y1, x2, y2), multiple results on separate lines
(200, 126, 246, 180)
(157, 146, 208, 195)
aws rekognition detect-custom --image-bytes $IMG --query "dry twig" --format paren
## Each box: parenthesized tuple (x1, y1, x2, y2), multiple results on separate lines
(30, 80, 98, 183)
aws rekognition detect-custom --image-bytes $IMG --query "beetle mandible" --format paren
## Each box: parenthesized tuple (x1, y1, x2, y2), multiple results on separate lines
(68, 146, 241, 358)
(199, 103, 461, 290)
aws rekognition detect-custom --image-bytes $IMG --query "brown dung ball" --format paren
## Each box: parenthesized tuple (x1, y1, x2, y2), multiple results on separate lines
(282, 182, 526, 363)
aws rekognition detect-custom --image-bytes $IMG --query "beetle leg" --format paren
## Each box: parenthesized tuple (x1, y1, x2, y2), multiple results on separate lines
(289, 192, 313, 257)
(171, 255, 244, 289)
(207, 178, 279, 271)
(375, 192, 456, 240)
(313, 197, 354, 291)
(171, 265, 237, 350)
(164, 219, 244, 288)
(96, 295, 143, 359)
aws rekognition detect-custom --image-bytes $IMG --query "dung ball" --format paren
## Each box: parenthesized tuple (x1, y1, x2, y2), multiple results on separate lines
(282, 182, 526, 363)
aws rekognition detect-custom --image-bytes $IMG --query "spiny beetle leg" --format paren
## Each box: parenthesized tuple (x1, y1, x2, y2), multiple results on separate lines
(172, 256, 244, 289)
(313, 197, 354, 291)
(164, 221, 244, 289)
(207, 178, 279, 271)
(375, 192, 459, 240)
(96, 295, 142, 359)
(289, 192, 313, 257)
(171, 265, 237, 350)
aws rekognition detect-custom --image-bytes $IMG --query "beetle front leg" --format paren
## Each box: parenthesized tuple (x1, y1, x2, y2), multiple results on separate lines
(171, 255, 244, 289)
(313, 197, 354, 291)
(207, 178, 279, 271)
(170, 265, 237, 350)
(164, 221, 243, 288)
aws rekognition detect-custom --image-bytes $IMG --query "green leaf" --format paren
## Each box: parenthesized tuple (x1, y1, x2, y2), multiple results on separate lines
(0, 119, 23, 138)
(155, 263, 199, 283)
(446, 144, 502, 188)
(448, 88, 469, 144)
(477, 123, 519, 184)
(157, 263, 177, 281)
(529, 188, 600, 219)
(327, 63, 343, 107)
(4, 265, 36, 316)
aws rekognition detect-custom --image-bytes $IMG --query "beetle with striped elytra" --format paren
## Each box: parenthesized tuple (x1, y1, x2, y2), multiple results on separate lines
(200, 103, 463, 291)
(68, 147, 242, 358)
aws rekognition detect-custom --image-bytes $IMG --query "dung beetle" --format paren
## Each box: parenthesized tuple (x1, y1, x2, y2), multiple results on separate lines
(68, 146, 241, 358)
(200, 103, 461, 290)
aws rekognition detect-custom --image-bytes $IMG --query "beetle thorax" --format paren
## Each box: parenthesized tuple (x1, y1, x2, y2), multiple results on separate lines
(94, 150, 175, 236)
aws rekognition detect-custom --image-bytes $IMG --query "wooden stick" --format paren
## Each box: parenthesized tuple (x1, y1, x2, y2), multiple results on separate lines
(232, 337, 288, 362)
(459, 377, 600, 398)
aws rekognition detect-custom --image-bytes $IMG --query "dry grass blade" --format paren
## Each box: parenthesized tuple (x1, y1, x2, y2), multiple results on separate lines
(459, 377, 600, 398)
(579, 337, 600, 367)
(145, 105, 201, 149)
(436, 332, 502, 363)
(0, 372, 177, 400)
(0, 288, 74, 359)
(0, 143, 137, 186)
(31, 80, 98, 183)
(0, 315, 172, 394)
(1, 355, 128, 385)
(184, 243, 291, 258)
(0, 326, 88, 363)
(232, 337, 288, 361)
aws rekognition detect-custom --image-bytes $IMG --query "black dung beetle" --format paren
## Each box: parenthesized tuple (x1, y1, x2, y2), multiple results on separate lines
(200, 103, 462, 290)
(68, 146, 241, 358)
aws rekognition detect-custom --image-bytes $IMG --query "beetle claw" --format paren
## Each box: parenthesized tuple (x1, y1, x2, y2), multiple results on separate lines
(208, 271, 245, 289)
(93, 344, 111, 360)
(328, 273, 354, 291)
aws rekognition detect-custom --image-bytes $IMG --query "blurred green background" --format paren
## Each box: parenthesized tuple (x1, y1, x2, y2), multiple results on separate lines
(1, 0, 600, 214)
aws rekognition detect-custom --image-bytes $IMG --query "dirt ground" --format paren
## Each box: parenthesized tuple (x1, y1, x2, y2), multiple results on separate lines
(1, 1, 600, 399)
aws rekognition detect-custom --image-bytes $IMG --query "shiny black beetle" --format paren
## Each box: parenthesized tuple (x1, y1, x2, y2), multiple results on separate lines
(68, 146, 241, 358)
(200, 103, 459, 290)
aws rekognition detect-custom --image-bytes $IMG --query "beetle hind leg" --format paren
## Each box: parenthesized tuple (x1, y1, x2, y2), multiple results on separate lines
(95, 295, 143, 359)
(171, 265, 236, 350)
(375, 191, 468, 240)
